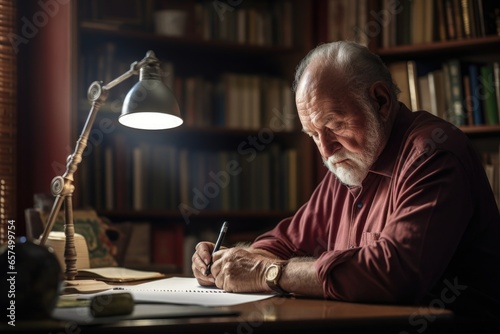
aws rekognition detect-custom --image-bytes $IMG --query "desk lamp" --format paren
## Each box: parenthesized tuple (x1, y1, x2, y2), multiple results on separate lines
(38, 50, 182, 280)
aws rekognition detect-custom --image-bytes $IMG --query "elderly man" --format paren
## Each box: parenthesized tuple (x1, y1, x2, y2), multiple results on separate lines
(191, 41, 500, 326)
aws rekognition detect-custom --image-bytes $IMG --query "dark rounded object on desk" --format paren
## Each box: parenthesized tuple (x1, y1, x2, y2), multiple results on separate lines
(1, 237, 63, 320)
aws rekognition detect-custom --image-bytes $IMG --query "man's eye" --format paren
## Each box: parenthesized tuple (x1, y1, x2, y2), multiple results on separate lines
(330, 123, 345, 133)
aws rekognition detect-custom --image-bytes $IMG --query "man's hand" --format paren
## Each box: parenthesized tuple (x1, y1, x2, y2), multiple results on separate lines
(191, 241, 217, 286)
(209, 247, 270, 293)
(191, 243, 272, 292)
(192, 243, 324, 296)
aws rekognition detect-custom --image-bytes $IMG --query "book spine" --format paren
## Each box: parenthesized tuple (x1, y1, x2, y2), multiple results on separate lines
(446, 59, 466, 126)
(407, 61, 420, 111)
(494, 62, 500, 122)
(462, 74, 474, 125)
(152, 225, 184, 270)
(132, 147, 143, 210)
(468, 63, 484, 125)
(480, 64, 499, 125)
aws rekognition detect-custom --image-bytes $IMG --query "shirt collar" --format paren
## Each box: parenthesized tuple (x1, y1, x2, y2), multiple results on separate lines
(368, 103, 414, 178)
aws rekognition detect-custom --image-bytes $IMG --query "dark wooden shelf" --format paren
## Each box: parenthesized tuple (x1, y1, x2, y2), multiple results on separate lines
(459, 124, 500, 135)
(376, 35, 500, 60)
(79, 26, 303, 57)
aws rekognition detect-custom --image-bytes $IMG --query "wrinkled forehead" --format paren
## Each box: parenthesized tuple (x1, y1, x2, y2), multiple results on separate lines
(297, 93, 349, 132)
(297, 61, 347, 96)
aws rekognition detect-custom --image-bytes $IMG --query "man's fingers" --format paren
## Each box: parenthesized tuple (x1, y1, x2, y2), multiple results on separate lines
(195, 242, 214, 265)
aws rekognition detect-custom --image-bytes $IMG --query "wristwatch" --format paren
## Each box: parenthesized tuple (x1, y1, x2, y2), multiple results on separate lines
(264, 262, 288, 295)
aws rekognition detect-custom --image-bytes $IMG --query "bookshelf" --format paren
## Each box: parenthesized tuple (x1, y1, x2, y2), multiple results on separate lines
(23, 0, 499, 273)
(70, 0, 316, 273)
(316, 0, 500, 206)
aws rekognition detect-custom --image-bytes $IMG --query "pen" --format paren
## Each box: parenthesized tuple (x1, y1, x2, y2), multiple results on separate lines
(205, 221, 229, 276)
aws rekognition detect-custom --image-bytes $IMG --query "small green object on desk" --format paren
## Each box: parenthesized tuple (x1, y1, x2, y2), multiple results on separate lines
(90, 292, 134, 317)
(58, 293, 134, 318)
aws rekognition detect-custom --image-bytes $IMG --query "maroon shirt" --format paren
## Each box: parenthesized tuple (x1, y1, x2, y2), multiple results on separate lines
(253, 104, 500, 319)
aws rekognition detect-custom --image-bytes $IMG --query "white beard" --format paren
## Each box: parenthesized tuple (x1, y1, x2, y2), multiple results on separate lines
(324, 152, 370, 186)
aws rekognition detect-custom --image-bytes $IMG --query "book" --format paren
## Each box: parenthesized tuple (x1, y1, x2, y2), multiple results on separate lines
(152, 224, 184, 270)
(123, 222, 151, 267)
(445, 0, 457, 40)
(400, 0, 413, 45)
(460, 0, 472, 38)
(104, 145, 114, 210)
(388, 61, 411, 109)
(131, 143, 152, 210)
(462, 74, 474, 125)
(468, 63, 484, 125)
(423, 0, 435, 43)
(428, 70, 447, 120)
(480, 64, 499, 125)
(407, 60, 420, 110)
(452, 0, 464, 39)
(446, 59, 467, 126)
(494, 62, 500, 122)
(150, 145, 168, 210)
(383, 0, 397, 47)
(356, 0, 369, 46)
(411, 0, 426, 44)
(418, 75, 432, 114)
(114, 134, 129, 210)
(79, 20, 123, 31)
(76, 267, 165, 283)
(62, 279, 113, 294)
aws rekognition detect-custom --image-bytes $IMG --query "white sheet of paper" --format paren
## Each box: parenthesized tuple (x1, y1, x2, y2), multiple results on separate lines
(76, 277, 276, 307)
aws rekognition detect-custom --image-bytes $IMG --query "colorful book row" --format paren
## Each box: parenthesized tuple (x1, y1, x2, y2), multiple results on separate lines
(389, 59, 500, 126)
(379, 0, 500, 47)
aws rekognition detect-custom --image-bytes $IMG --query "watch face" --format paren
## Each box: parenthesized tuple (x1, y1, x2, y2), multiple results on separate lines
(266, 265, 279, 280)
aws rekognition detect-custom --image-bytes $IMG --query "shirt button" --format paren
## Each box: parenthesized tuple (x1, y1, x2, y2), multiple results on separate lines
(349, 245, 355, 249)
(356, 202, 363, 209)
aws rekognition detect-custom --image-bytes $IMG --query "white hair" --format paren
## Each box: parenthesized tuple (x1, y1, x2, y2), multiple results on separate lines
(292, 41, 400, 107)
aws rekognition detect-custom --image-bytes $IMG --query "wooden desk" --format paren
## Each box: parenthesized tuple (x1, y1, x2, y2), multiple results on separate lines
(9, 296, 455, 334)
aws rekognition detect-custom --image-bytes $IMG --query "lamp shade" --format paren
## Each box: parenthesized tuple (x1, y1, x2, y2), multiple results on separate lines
(119, 61, 183, 130)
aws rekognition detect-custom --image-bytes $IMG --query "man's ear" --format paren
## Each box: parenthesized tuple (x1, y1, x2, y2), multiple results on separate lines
(369, 81, 392, 121)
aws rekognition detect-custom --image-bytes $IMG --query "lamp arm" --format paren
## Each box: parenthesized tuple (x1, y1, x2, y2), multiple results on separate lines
(103, 50, 160, 91)
(103, 63, 137, 91)
(38, 50, 161, 280)
(39, 90, 106, 246)
(38, 84, 108, 280)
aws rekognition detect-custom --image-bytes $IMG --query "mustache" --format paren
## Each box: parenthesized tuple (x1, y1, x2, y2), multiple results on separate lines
(325, 151, 353, 164)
